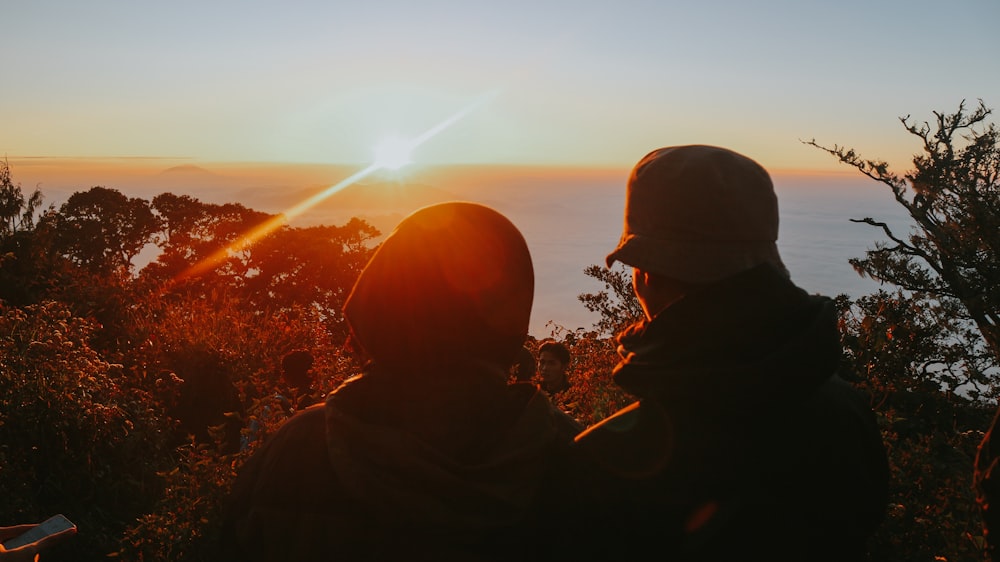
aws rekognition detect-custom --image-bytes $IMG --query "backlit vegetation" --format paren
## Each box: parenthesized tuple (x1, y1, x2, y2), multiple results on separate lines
(0, 100, 997, 561)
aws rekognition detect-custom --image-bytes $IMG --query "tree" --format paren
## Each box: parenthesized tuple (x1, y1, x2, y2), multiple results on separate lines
(806, 99, 1000, 558)
(143, 193, 274, 294)
(242, 218, 379, 336)
(805, 99, 999, 361)
(0, 301, 175, 560)
(577, 263, 644, 336)
(143, 193, 378, 340)
(44, 186, 162, 274)
(0, 160, 60, 306)
(0, 158, 44, 235)
(23, 187, 164, 355)
(835, 291, 993, 560)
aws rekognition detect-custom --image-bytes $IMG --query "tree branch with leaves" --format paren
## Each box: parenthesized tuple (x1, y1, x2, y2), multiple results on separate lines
(807, 99, 1000, 559)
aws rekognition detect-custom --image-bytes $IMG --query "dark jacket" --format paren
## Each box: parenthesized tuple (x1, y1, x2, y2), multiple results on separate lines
(222, 369, 579, 561)
(571, 264, 889, 561)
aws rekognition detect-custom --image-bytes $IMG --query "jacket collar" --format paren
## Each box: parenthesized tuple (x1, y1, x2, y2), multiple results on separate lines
(612, 264, 841, 412)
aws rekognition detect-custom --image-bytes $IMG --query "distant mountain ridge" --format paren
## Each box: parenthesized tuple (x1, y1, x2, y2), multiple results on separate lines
(158, 164, 218, 176)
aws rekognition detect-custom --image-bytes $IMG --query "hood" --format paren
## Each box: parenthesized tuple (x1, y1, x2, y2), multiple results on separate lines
(343, 201, 533, 372)
(322, 371, 564, 530)
(613, 264, 842, 414)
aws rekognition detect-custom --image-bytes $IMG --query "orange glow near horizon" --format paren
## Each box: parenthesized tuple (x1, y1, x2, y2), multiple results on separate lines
(169, 93, 497, 286)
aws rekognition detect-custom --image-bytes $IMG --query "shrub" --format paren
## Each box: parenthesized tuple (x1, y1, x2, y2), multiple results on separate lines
(0, 301, 173, 560)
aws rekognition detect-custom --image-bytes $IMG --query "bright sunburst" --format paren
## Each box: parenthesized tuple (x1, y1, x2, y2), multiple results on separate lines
(168, 91, 499, 287)
(373, 134, 415, 170)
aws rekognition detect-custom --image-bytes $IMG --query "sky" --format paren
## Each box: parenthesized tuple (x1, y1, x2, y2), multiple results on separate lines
(4, 0, 999, 173)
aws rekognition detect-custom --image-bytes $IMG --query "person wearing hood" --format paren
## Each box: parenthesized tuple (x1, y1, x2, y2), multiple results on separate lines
(569, 145, 890, 560)
(221, 202, 581, 561)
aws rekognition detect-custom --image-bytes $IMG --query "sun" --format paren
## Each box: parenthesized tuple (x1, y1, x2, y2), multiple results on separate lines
(373, 134, 415, 170)
(170, 93, 496, 286)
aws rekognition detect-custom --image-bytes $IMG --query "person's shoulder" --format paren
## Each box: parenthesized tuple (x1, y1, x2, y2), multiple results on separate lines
(232, 403, 333, 499)
(573, 400, 673, 479)
(798, 373, 879, 426)
(283, 401, 327, 433)
(251, 402, 328, 460)
(296, 391, 325, 411)
(509, 382, 576, 422)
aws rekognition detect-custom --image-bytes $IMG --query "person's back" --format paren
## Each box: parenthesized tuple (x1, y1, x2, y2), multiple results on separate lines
(221, 202, 579, 561)
(224, 375, 574, 560)
(567, 145, 889, 560)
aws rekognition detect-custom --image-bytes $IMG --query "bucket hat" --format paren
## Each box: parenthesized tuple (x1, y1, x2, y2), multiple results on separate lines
(606, 144, 787, 283)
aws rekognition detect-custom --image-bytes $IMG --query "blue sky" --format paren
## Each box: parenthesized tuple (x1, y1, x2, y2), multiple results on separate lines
(4, 0, 998, 171)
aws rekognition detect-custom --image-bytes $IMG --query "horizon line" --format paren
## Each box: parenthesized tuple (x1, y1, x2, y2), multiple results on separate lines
(4, 155, 858, 177)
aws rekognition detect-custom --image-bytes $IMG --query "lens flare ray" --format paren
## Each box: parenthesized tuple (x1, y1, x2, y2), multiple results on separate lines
(169, 92, 497, 286)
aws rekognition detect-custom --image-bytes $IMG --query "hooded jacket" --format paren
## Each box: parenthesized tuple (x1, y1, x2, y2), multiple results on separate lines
(223, 373, 577, 561)
(221, 202, 581, 561)
(570, 264, 889, 561)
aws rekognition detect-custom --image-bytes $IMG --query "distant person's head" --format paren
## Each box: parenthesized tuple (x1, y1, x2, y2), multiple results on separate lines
(512, 345, 536, 382)
(605, 145, 789, 319)
(537, 340, 570, 393)
(343, 202, 533, 374)
(281, 349, 314, 390)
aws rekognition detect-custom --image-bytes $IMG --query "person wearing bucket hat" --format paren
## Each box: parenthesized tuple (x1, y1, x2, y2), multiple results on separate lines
(221, 202, 582, 561)
(605, 144, 788, 284)
(569, 145, 889, 560)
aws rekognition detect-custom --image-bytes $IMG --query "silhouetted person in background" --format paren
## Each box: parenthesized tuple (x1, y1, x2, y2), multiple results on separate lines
(239, 350, 320, 453)
(278, 349, 323, 413)
(222, 202, 581, 561)
(537, 340, 571, 396)
(570, 145, 889, 561)
(510, 344, 536, 383)
(166, 346, 243, 453)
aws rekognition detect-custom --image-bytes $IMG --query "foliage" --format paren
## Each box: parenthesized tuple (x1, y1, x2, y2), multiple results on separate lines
(114, 252, 363, 561)
(0, 158, 44, 235)
(577, 263, 644, 337)
(530, 320, 634, 428)
(810, 100, 1000, 560)
(118, 435, 243, 562)
(0, 162, 374, 560)
(541, 327, 635, 427)
(142, 193, 274, 294)
(0, 159, 63, 306)
(0, 301, 174, 559)
(129, 288, 358, 446)
(142, 194, 379, 342)
(43, 186, 162, 275)
(838, 292, 996, 400)
(836, 291, 994, 561)
(240, 218, 379, 339)
(806, 99, 1000, 359)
